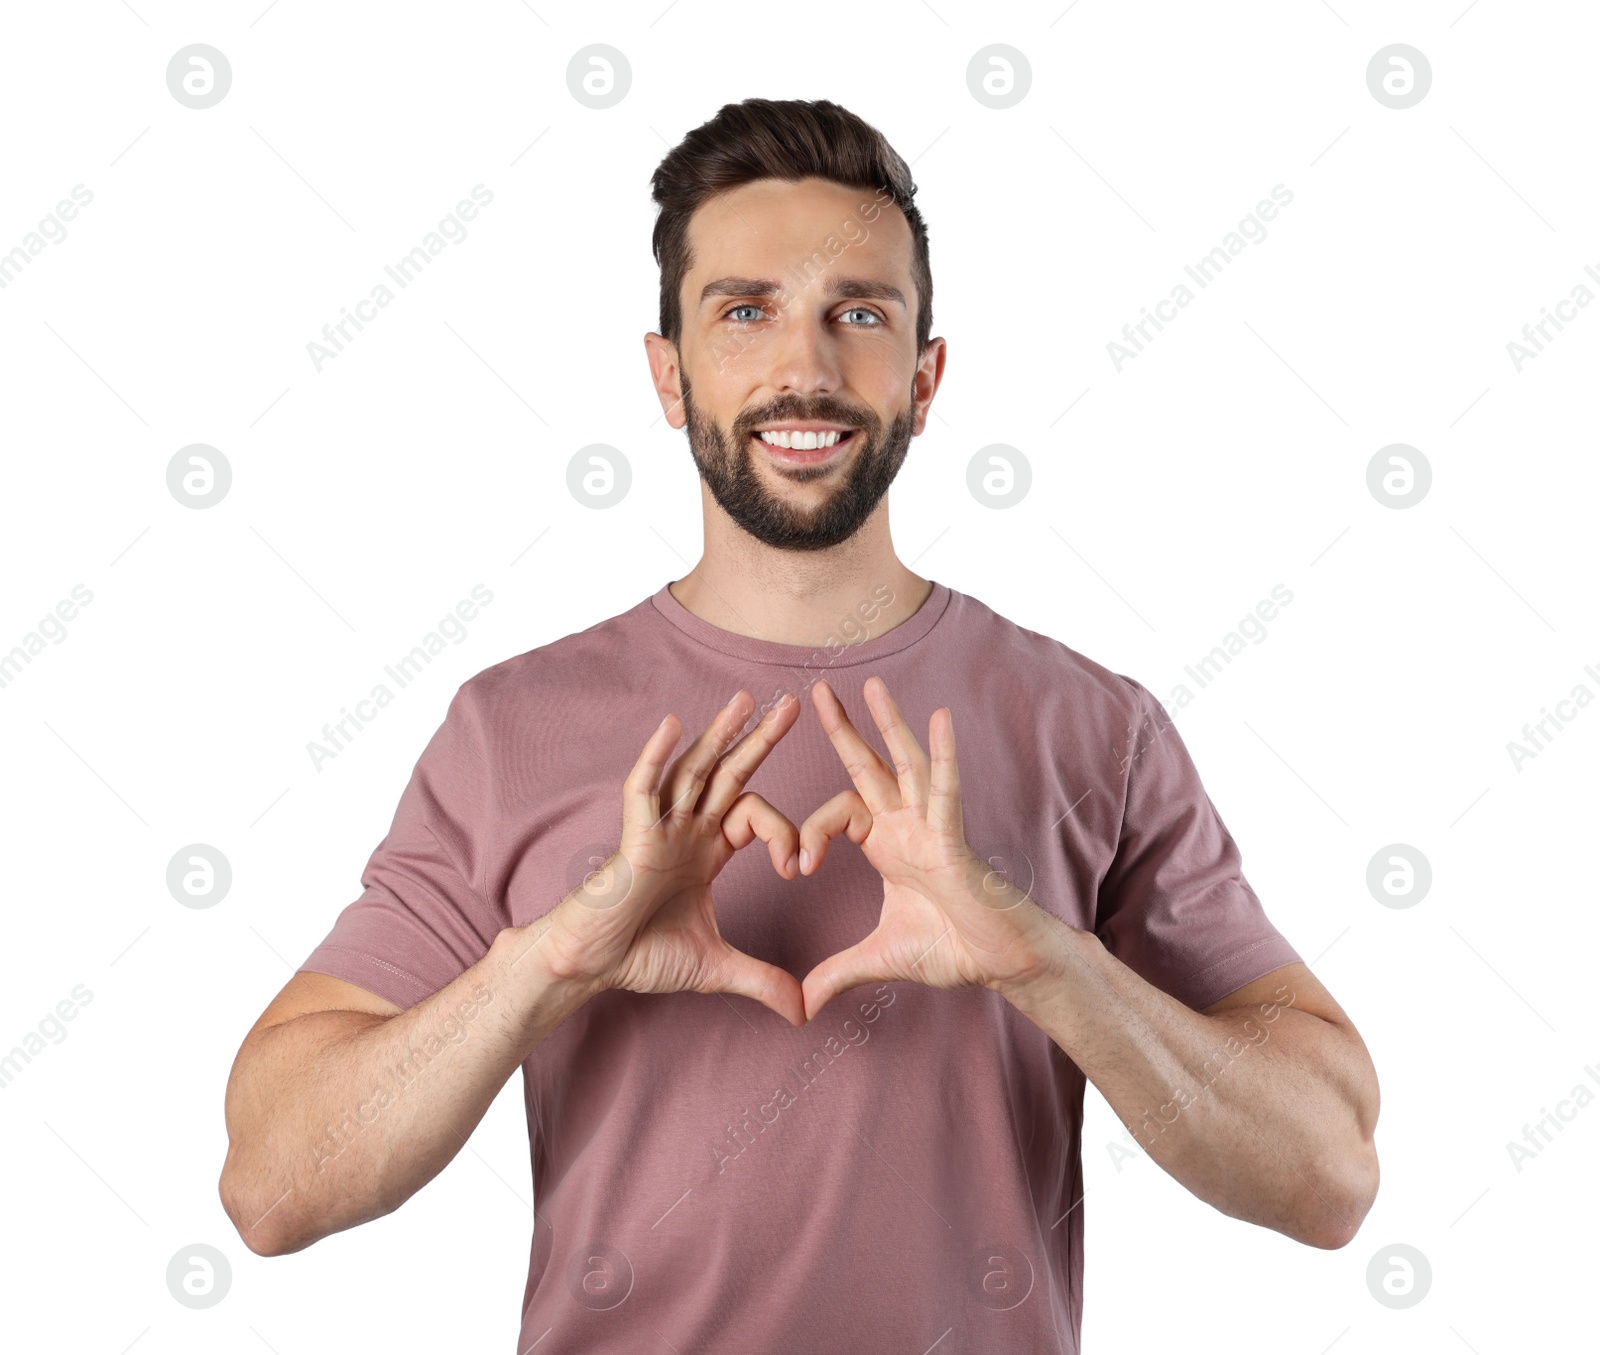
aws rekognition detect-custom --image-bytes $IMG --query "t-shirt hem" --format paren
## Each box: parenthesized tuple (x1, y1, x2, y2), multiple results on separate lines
(1179, 936, 1303, 1011)
(296, 943, 436, 1012)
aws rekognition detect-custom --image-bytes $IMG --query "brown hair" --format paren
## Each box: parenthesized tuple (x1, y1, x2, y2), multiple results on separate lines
(650, 98, 933, 356)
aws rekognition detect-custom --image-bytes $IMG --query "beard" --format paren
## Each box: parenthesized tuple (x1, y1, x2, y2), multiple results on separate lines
(680, 373, 916, 552)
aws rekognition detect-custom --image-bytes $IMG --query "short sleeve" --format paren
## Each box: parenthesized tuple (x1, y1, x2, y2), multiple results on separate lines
(1093, 678, 1301, 1010)
(298, 682, 509, 1010)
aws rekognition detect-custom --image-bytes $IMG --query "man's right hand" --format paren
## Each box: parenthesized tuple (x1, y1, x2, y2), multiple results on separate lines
(525, 688, 807, 1025)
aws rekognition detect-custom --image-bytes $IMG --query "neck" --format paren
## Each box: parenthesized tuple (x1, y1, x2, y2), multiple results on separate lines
(668, 493, 932, 646)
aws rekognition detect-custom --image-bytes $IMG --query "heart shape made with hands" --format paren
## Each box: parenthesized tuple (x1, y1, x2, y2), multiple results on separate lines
(610, 674, 1053, 1028)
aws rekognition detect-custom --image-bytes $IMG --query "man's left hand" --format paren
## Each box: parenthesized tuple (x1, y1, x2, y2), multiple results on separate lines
(797, 675, 1062, 1019)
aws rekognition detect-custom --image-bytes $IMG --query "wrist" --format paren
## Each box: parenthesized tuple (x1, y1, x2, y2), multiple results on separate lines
(986, 906, 1098, 1010)
(489, 915, 606, 1038)
(529, 858, 643, 992)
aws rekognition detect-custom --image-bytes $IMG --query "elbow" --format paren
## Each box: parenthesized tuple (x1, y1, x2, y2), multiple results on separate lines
(1297, 1135, 1380, 1250)
(218, 1152, 294, 1258)
(233, 1219, 287, 1259)
(1296, 1021, 1382, 1249)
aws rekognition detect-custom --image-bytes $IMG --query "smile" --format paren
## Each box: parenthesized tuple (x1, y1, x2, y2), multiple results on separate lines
(749, 427, 857, 466)
(754, 428, 853, 449)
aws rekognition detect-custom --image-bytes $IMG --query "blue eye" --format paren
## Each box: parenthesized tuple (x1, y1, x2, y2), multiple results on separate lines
(723, 304, 884, 327)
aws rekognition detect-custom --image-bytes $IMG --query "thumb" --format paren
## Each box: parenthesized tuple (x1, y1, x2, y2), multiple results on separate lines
(802, 930, 891, 1022)
(701, 941, 806, 1027)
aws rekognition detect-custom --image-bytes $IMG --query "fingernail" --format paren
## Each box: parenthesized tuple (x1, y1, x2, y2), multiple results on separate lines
(785, 851, 798, 876)
(799, 848, 812, 874)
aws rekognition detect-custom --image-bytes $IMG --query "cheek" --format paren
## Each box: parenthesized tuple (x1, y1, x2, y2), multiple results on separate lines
(685, 356, 755, 424)
(832, 359, 908, 422)
(846, 345, 917, 406)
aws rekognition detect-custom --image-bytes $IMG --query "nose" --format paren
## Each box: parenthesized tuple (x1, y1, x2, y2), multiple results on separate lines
(764, 309, 843, 400)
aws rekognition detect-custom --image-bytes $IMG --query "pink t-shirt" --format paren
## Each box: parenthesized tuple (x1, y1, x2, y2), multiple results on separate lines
(299, 580, 1301, 1353)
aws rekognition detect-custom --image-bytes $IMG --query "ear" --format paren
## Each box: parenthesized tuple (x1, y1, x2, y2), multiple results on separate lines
(643, 332, 687, 430)
(910, 335, 947, 437)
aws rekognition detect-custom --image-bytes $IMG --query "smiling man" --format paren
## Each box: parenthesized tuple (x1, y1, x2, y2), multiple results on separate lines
(219, 99, 1380, 1354)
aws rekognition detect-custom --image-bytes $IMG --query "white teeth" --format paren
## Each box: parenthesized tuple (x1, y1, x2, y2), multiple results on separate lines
(757, 429, 844, 450)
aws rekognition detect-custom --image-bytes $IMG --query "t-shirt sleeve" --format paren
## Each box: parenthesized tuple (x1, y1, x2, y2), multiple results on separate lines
(297, 681, 508, 1011)
(1092, 677, 1302, 1010)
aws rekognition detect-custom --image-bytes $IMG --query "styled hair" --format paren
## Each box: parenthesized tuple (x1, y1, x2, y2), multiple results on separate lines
(649, 98, 933, 355)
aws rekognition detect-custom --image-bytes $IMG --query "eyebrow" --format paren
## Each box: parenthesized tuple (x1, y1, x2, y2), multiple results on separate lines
(698, 275, 907, 310)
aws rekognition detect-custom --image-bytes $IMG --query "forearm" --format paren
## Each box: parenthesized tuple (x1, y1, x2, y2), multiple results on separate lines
(220, 922, 597, 1255)
(995, 911, 1377, 1248)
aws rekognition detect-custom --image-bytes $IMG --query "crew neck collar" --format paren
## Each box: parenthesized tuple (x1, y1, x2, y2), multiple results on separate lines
(649, 578, 952, 668)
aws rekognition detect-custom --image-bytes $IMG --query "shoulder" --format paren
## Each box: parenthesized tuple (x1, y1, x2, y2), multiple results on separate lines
(942, 584, 1156, 726)
(419, 594, 665, 767)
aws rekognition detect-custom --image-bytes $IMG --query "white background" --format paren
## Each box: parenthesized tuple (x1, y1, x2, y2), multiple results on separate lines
(1, 1, 1595, 1351)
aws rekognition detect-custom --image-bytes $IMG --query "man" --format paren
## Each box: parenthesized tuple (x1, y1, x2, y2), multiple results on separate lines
(220, 98, 1379, 1353)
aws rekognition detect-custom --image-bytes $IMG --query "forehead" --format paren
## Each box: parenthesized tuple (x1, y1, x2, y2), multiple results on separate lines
(682, 176, 914, 307)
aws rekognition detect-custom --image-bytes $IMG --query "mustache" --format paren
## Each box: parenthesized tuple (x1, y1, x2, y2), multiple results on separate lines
(734, 405, 876, 437)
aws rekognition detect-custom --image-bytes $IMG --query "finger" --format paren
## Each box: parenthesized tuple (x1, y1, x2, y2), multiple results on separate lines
(660, 691, 752, 824)
(802, 930, 890, 1021)
(703, 943, 807, 1026)
(926, 706, 964, 841)
(809, 678, 900, 815)
(621, 711, 686, 834)
(699, 690, 801, 821)
(796, 789, 873, 876)
(862, 675, 932, 814)
(722, 790, 802, 880)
